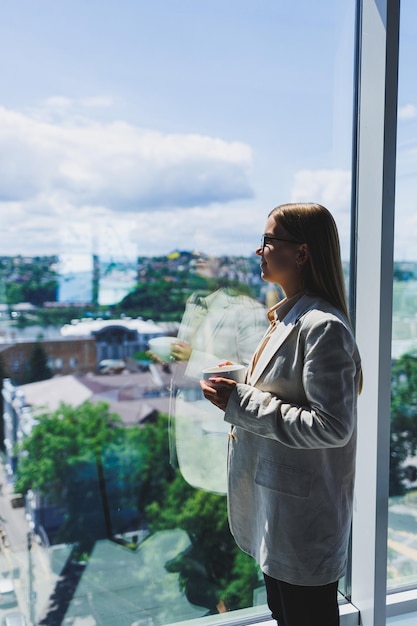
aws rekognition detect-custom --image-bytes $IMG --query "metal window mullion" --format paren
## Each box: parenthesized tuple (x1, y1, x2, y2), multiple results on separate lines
(350, 1, 400, 625)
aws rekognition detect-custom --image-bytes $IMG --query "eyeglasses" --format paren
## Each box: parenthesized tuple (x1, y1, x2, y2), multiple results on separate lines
(260, 234, 302, 252)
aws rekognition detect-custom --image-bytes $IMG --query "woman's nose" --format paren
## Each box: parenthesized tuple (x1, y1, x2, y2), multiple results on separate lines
(255, 245, 263, 257)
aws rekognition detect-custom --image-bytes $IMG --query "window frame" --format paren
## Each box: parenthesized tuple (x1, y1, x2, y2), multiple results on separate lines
(350, 0, 402, 624)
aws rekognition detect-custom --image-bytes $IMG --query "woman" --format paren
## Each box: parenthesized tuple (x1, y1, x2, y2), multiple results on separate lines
(200, 203, 362, 626)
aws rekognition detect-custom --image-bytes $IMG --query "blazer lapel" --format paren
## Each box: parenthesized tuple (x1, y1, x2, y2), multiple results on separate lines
(248, 294, 315, 385)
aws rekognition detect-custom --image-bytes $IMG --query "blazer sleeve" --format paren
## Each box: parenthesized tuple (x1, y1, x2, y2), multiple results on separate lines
(224, 316, 361, 449)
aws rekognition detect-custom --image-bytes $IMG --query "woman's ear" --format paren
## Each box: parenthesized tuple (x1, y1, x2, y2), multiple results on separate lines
(296, 243, 310, 268)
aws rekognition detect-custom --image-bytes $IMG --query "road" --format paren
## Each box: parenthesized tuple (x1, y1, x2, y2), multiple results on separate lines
(388, 499, 417, 585)
(0, 465, 58, 626)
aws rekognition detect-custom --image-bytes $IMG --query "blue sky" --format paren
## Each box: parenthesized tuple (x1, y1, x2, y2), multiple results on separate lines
(0, 0, 415, 262)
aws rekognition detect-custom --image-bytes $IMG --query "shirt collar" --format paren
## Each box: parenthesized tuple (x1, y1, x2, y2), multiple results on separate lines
(267, 291, 304, 323)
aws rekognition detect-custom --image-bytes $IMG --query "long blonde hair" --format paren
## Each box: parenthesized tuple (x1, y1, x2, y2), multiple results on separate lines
(269, 202, 350, 323)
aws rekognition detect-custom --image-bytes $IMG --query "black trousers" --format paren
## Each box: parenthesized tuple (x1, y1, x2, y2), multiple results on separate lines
(263, 574, 340, 626)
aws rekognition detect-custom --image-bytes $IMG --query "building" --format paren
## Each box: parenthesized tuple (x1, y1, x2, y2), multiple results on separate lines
(0, 317, 169, 384)
(0, 337, 97, 383)
(60, 317, 167, 364)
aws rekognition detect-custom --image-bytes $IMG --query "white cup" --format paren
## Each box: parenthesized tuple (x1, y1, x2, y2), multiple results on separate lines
(148, 336, 176, 361)
(202, 363, 246, 383)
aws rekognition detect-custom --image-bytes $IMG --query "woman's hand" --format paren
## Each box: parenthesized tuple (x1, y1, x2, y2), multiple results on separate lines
(200, 377, 237, 412)
(171, 340, 192, 361)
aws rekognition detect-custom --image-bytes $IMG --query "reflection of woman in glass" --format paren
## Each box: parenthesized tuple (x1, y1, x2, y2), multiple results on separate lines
(171, 256, 268, 494)
(201, 203, 362, 626)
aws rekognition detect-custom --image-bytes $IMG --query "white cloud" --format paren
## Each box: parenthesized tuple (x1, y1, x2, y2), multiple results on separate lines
(290, 168, 352, 257)
(290, 169, 351, 212)
(79, 96, 115, 108)
(393, 211, 417, 260)
(43, 96, 115, 112)
(289, 166, 417, 262)
(393, 148, 417, 260)
(130, 201, 264, 257)
(0, 104, 253, 213)
(0, 200, 262, 258)
(398, 104, 417, 121)
(0, 103, 255, 257)
(43, 96, 74, 110)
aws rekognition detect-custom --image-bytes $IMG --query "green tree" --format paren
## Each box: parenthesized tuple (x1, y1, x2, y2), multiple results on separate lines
(390, 353, 417, 495)
(15, 401, 147, 551)
(26, 342, 53, 383)
(1, 255, 58, 306)
(146, 472, 261, 611)
(5, 282, 24, 305)
(16, 402, 121, 495)
(0, 353, 7, 450)
(118, 278, 194, 321)
(118, 270, 254, 322)
(22, 279, 57, 305)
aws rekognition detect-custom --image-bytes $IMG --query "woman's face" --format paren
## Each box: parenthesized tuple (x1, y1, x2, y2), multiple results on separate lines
(256, 215, 305, 297)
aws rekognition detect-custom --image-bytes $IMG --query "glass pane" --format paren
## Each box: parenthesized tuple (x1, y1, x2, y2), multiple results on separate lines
(388, 0, 417, 592)
(0, 1, 355, 623)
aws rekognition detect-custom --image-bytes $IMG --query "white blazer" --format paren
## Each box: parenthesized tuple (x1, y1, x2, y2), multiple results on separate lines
(224, 294, 362, 586)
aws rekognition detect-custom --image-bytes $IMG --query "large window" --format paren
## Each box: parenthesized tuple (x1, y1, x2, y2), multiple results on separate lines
(0, 2, 356, 625)
(2, 1, 417, 625)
